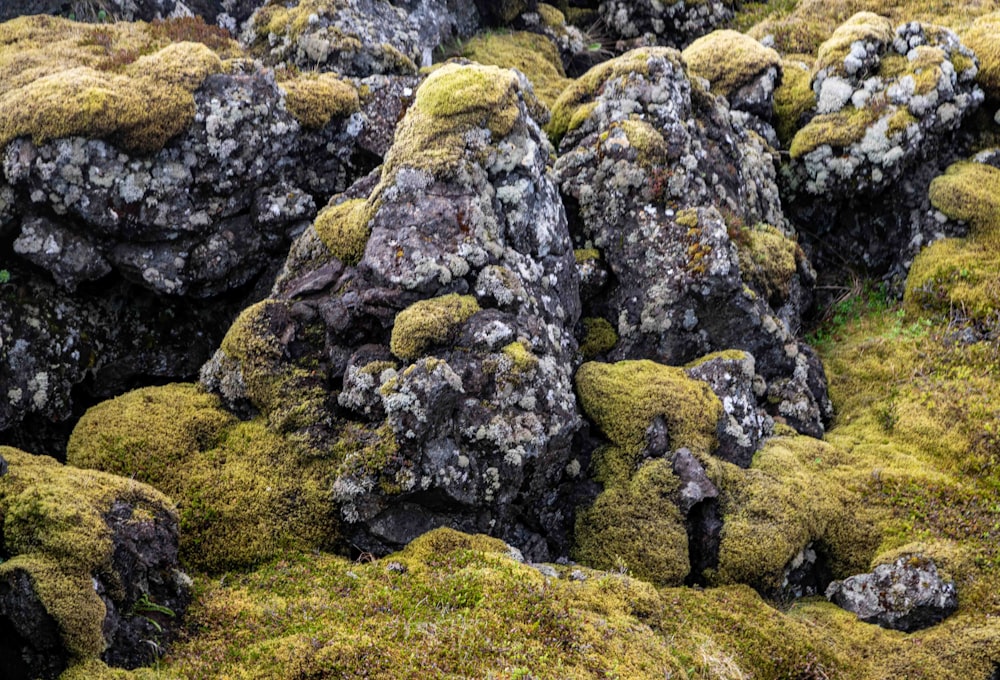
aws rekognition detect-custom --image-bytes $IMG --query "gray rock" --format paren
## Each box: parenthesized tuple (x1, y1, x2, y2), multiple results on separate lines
(826, 555, 959, 632)
(599, 0, 732, 49)
(670, 447, 718, 514)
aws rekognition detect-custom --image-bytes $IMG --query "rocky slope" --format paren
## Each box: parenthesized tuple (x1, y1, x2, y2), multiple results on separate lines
(0, 0, 999, 678)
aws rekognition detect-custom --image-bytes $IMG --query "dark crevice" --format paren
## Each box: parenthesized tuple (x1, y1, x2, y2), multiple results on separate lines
(683, 497, 722, 587)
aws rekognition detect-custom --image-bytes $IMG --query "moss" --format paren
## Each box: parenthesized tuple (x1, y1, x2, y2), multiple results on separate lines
(537, 3, 567, 27)
(279, 73, 360, 129)
(773, 56, 816, 147)
(573, 247, 601, 263)
(0, 447, 175, 660)
(313, 198, 375, 265)
(735, 223, 800, 301)
(904, 237, 1000, 318)
(575, 360, 722, 486)
(501, 340, 540, 373)
(579, 316, 618, 359)
(814, 12, 894, 75)
(616, 118, 668, 167)
(547, 48, 681, 145)
(789, 103, 915, 159)
(675, 208, 700, 229)
(681, 30, 781, 100)
(459, 30, 572, 109)
(381, 62, 527, 181)
(927, 161, 1000, 243)
(963, 12, 1000, 97)
(390, 294, 480, 361)
(574, 458, 690, 586)
(0, 17, 228, 152)
(332, 422, 401, 494)
(67, 384, 338, 573)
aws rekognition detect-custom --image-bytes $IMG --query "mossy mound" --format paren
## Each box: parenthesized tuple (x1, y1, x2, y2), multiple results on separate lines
(773, 56, 816, 145)
(313, 197, 375, 265)
(814, 11, 894, 75)
(389, 294, 481, 361)
(0, 447, 176, 659)
(66, 383, 339, 573)
(681, 29, 781, 100)
(962, 12, 1000, 97)
(579, 316, 618, 359)
(278, 73, 360, 129)
(927, 161, 1000, 242)
(734, 223, 802, 302)
(458, 30, 573, 108)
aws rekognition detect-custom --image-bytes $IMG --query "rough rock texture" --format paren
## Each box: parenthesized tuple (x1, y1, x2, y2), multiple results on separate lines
(826, 555, 959, 632)
(0, 447, 190, 678)
(201, 62, 582, 562)
(243, 0, 425, 76)
(392, 0, 481, 63)
(599, 0, 733, 50)
(0, 0, 180, 22)
(553, 48, 831, 437)
(785, 14, 984, 285)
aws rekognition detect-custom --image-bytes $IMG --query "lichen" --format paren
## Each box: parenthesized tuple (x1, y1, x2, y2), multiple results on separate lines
(459, 30, 572, 108)
(814, 12, 894, 76)
(313, 198, 375, 265)
(279, 73, 360, 129)
(389, 294, 481, 361)
(681, 30, 781, 100)
(789, 104, 915, 159)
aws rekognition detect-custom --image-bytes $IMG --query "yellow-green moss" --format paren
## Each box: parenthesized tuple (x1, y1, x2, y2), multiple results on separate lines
(735, 223, 801, 301)
(574, 458, 690, 585)
(389, 294, 481, 360)
(927, 161, 1000, 242)
(332, 422, 401, 494)
(575, 360, 722, 486)
(963, 12, 1000, 97)
(579, 316, 618, 359)
(904, 237, 1000, 318)
(459, 31, 572, 109)
(313, 198, 375, 265)
(573, 247, 601, 263)
(675, 207, 700, 229)
(681, 30, 781, 100)
(501, 339, 539, 372)
(789, 104, 915, 158)
(815, 12, 894, 75)
(616, 118, 668, 167)
(0, 447, 175, 660)
(774, 56, 816, 146)
(547, 48, 680, 145)
(279, 73, 360, 129)
(67, 385, 338, 573)
(537, 3, 567, 27)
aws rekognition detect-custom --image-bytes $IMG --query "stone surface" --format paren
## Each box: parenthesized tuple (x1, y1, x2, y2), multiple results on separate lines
(599, 0, 732, 49)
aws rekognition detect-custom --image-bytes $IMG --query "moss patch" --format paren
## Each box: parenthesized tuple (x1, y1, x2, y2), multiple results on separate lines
(681, 30, 780, 100)
(313, 198, 375, 265)
(735, 223, 801, 302)
(814, 11, 894, 75)
(279, 73, 360, 129)
(459, 30, 572, 108)
(789, 103, 915, 159)
(963, 12, 1000, 97)
(774, 56, 816, 146)
(579, 316, 618, 359)
(390, 294, 481, 361)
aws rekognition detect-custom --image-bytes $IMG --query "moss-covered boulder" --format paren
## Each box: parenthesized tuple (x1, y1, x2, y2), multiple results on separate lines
(682, 29, 782, 121)
(0, 447, 189, 677)
(457, 30, 573, 108)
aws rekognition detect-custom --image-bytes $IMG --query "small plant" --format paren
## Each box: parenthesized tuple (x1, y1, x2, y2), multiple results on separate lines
(0, 270, 10, 284)
(133, 592, 175, 633)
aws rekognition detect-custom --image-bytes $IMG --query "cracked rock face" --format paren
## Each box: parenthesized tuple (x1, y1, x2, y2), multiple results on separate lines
(202, 63, 583, 562)
(554, 48, 831, 437)
(826, 555, 959, 632)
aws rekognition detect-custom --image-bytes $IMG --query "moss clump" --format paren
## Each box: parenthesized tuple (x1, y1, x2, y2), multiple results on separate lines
(501, 339, 540, 373)
(616, 118, 668, 167)
(573, 248, 601, 263)
(575, 459, 690, 585)
(579, 316, 618, 359)
(904, 238, 1000, 318)
(927, 161, 1000, 242)
(547, 48, 680, 144)
(313, 198, 375, 265)
(0, 447, 176, 660)
(67, 384, 338, 573)
(963, 12, 1000, 97)
(459, 30, 572, 108)
(735, 223, 801, 301)
(789, 104, 915, 159)
(537, 3, 567, 27)
(814, 11, 894, 75)
(390, 294, 481, 361)
(279, 73, 360, 129)
(0, 17, 230, 153)
(575, 360, 722, 486)
(773, 56, 816, 146)
(681, 30, 781, 100)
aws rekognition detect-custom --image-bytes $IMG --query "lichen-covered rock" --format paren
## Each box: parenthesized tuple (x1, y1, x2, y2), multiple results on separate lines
(201, 62, 582, 562)
(784, 14, 984, 284)
(0, 0, 180, 22)
(243, 0, 423, 76)
(599, 0, 733, 50)
(826, 555, 959, 631)
(553, 48, 831, 436)
(391, 0, 481, 63)
(0, 447, 190, 676)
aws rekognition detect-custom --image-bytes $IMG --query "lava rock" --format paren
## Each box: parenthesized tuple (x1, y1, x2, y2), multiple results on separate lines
(599, 0, 732, 50)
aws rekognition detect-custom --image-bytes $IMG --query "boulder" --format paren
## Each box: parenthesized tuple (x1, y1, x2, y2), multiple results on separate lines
(599, 0, 732, 50)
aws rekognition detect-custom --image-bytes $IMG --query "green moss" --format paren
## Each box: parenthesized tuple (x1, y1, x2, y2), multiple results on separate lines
(616, 118, 668, 167)
(67, 384, 338, 573)
(904, 237, 1000, 318)
(459, 30, 572, 109)
(681, 30, 781, 100)
(547, 48, 680, 145)
(675, 208, 700, 229)
(774, 56, 816, 147)
(279, 73, 360, 129)
(573, 247, 601, 263)
(963, 12, 1000, 97)
(502, 340, 539, 373)
(735, 223, 800, 301)
(390, 294, 480, 361)
(574, 458, 690, 586)
(927, 161, 1000, 243)
(313, 198, 375, 265)
(790, 104, 915, 159)
(814, 12, 894, 75)
(0, 447, 175, 659)
(575, 360, 722, 486)
(579, 317, 618, 359)
(537, 3, 567, 27)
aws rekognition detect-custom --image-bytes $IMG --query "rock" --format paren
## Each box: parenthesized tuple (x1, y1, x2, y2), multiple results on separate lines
(201, 63, 582, 562)
(599, 0, 732, 50)
(826, 555, 959, 631)
(0, 447, 190, 677)
(553, 48, 831, 437)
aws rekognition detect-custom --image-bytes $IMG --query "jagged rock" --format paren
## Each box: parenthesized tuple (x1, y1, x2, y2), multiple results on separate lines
(391, 0, 481, 63)
(599, 0, 732, 50)
(826, 555, 959, 631)
(553, 48, 831, 436)
(0, 447, 190, 678)
(201, 62, 582, 562)
(785, 13, 983, 284)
